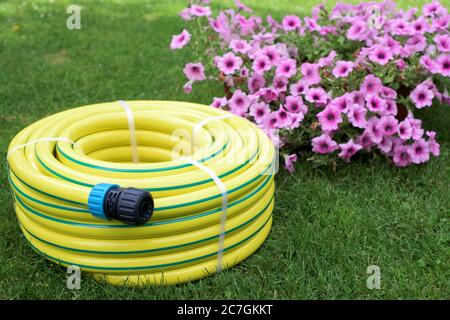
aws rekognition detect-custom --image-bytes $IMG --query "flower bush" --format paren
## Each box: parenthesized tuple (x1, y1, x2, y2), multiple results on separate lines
(170, 0, 449, 171)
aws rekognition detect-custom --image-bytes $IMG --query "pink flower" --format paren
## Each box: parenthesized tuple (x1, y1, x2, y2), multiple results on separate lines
(211, 97, 227, 108)
(332, 60, 354, 78)
(300, 63, 321, 85)
(179, 8, 192, 21)
(348, 104, 367, 129)
(170, 29, 191, 50)
(284, 96, 307, 114)
(183, 81, 193, 94)
(391, 18, 411, 36)
(357, 132, 374, 149)
(397, 120, 413, 140)
(262, 112, 280, 129)
(275, 107, 290, 128)
(183, 62, 206, 81)
(229, 90, 250, 112)
(318, 50, 337, 67)
(317, 105, 343, 131)
(289, 80, 308, 97)
(435, 54, 450, 76)
(408, 139, 430, 164)
(369, 45, 393, 65)
(393, 145, 412, 167)
(272, 76, 288, 93)
(423, 1, 446, 17)
(190, 5, 211, 17)
(365, 117, 383, 143)
(305, 87, 329, 105)
(410, 85, 434, 108)
(409, 118, 424, 140)
(283, 153, 298, 173)
(360, 75, 383, 95)
(215, 52, 243, 75)
(249, 102, 270, 123)
(377, 115, 398, 136)
(235, 0, 252, 13)
(385, 99, 398, 116)
(338, 139, 362, 162)
(282, 15, 301, 31)
(252, 55, 272, 74)
(366, 94, 387, 114)
(426, 131, 440, 156)
(346, 20, 367, 40)
(329, 94, 352, 113)
(434, 34, 450, 52)
(230, 40, 251, 54)
(411, 16, 429, 34)
(276, 59, 297, 78)
(312, 134, 338, 154)
(260, 46, 280, 65)
(420, 55, 439, 73)
(378, 136, 394, 154)
(248, 73, 265, 92)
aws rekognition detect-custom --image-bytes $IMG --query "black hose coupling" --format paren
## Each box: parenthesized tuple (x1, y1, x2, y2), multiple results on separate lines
(88, 183, 154, 225)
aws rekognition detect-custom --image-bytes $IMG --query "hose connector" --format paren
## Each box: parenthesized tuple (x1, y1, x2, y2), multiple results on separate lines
(88, 183, 153, 225)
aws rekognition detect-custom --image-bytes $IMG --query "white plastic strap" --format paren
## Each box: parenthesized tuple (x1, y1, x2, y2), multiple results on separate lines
(118, 100, 139, 163)
(192, 114, 233, 138)
(6, 137, 76, 159)
(180, 157, 228, 273)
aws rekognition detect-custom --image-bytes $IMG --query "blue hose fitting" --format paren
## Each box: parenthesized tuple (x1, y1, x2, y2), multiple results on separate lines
(88, 183, 154, 225)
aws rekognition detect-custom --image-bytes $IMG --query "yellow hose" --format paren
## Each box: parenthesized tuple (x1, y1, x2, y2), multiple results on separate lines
(7, 100, 275, 285)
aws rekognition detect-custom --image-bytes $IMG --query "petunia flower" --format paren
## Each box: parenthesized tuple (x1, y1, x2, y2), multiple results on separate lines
(360, 74, 383, 95)
(215, 52, 243, 75)
(249, 102, 270, 123)
(300, 62, 321, 85)
(170, 29, 191, 50)
(282, 15, 301, 32)
(434, 34, 450, 52)
(183, 62, 206, 81)
(347, 104, 367, 129)
(397, 120, 413, 140)
(338, 139, 362, 162)
(317, 105, 343, 131)
(409, 139, 430, 164)
(252, 54, 272, 74)
(435, 54, 450, 76)
(305, 87, 329, 105)
(283, 153, 298, 173)
(332, 60, 354, 78)
(312, 134, 338, 154)
(229, 90, 250, 112)
(276, 59, 297, 78)
(410, 85, 434, 108)
(230, 39, 251, 54)
(211, 97, 227, 108)
(369, 45, 393, 65)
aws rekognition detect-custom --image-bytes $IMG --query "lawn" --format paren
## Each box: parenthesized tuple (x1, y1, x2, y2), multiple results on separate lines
(0, 0, 449, 299)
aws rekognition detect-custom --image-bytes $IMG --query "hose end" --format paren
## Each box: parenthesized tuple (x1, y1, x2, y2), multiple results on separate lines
(88, 184, 153, 225)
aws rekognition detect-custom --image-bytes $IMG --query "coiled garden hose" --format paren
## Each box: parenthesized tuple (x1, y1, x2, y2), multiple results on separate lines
(6, 101, 275, 285)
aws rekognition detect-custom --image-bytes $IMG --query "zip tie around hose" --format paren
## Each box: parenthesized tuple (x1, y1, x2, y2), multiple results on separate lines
(118, 100, 139, 163)
(6, 100, 275, 286)
(120, 102, 231, 273)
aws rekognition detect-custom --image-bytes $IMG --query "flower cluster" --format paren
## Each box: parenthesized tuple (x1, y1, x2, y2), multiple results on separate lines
(170, 0, 449, 171)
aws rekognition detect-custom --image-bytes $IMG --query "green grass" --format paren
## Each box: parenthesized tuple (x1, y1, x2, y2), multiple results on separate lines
(0, 0, 449, 299)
